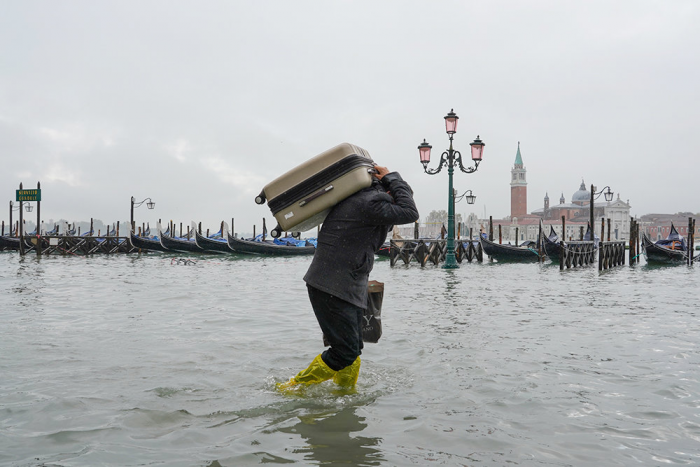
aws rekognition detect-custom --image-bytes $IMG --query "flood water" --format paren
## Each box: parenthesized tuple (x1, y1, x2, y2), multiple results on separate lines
(1, 250, 699, 466)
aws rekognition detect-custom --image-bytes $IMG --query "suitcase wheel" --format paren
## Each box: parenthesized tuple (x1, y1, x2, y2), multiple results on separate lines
(255, 191, 266, 205)
(271, 228, 282, 238)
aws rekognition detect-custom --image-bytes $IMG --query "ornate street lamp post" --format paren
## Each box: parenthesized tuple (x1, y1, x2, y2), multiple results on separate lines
(589, 185, 613, 238)
(130, 197, 155, 233)
(455, 189, 476, 205)
(453, 189, 476, 240)
(419, 109, 485, 268)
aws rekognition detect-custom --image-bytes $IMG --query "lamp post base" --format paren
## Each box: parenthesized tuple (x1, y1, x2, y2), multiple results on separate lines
(442, 253, 459, 269)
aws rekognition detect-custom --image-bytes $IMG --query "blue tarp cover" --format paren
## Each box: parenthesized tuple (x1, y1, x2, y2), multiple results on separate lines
(656, 225, 687, 251)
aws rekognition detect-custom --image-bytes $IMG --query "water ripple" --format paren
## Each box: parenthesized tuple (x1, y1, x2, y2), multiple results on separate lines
(1, 252, 699, 465)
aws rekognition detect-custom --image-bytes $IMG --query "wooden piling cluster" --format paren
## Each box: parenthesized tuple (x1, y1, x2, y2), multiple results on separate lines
(688, 217, 696, 266)
(389, 238, 483, 267)
(629, 217, 640, 264)
(559, 241, 597, 270)
(599, 241, 626, 270)
(10, 235, 137, 255)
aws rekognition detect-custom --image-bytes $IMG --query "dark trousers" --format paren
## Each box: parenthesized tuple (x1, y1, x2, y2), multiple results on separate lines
(307, 285, 364, 372)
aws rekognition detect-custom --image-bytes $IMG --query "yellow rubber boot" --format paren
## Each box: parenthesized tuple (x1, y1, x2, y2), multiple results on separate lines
(277, 354, 337, 392)
(333, 357, 361, 387)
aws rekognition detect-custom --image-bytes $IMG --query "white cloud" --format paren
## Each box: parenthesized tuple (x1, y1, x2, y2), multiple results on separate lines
(201, 156, 265, 194)
(43, 163, 83, 187)
(164, 138, 190, 162)
(39, 124, 118, 155)
(39, 125, 89, 154)
(1, 0, 699, 229)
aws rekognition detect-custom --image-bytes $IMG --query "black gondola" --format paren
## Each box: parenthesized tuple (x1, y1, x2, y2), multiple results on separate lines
(227, 232, 315, 256)
(642, 224, 694, 263)
(542, 225, 562, 261)
(159, 222, 204, 253)
(63, 223, 77, 236)
(479, 234, 540, 262)
(194, 222, 235, 254)
(376, 241, 391, 257)
(129, 231, 170, 252)
(376, 237, 417, 258)
(0, 235, 20, 251)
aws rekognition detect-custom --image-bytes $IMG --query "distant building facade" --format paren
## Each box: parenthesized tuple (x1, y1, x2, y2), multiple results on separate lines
(639, 213, 699, 241)
(510, 142, 527, 219)
(530, 180, 632, 241)
(409, 142, 644, 243)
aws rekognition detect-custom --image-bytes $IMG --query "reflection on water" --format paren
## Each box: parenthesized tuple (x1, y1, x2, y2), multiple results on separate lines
(275, 404, 383, 466)
(1, 252, 699, 466)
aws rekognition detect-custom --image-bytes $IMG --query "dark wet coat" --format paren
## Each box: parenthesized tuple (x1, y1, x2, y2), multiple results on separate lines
(304, 172, 419, 308)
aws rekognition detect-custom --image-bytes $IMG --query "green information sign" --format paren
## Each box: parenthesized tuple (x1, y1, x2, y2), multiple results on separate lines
(16, 189, 41, 202)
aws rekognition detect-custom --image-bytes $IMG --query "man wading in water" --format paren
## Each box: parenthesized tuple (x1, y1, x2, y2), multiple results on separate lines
(278, 164, 419, 392)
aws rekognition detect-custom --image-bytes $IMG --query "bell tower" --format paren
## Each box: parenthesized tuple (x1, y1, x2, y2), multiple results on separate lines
(510, 142, 527, 218)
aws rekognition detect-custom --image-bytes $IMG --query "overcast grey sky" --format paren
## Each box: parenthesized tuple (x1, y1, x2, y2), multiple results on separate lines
(2, 1, 698, 234)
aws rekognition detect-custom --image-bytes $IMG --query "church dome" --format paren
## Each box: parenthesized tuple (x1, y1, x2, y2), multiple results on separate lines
(571, 180, 590, 204)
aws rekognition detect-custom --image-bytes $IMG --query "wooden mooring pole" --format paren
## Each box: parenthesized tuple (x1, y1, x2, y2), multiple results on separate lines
(36, 181, 41, 237)
(559, 241, 564, 270)
(629, 217, 636, 265)
(693, 219, 696, 266)
(636, 222, 640, 263)
(562, 216, 566, 242)
(689, 217, 695, 266)
(19, 182, 25, 256)
(538, 222, 544, 262)
(693, 218, 696, 266)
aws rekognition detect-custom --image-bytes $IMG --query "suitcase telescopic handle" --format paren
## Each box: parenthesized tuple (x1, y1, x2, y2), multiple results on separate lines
(299, 185, 334, 207)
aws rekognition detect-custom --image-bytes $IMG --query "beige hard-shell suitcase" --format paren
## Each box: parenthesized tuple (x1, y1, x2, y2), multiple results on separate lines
(255, 143, 375, 237)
